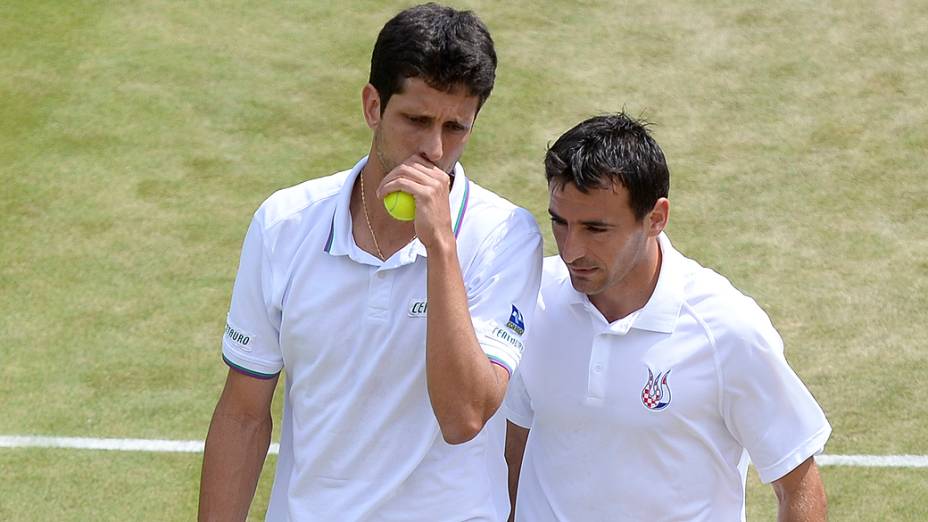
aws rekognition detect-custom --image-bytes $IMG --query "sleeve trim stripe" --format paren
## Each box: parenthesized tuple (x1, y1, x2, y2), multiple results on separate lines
(323, 214, 335, 252)
(222, 354, 280, 380)
(488, 355, 513, 376)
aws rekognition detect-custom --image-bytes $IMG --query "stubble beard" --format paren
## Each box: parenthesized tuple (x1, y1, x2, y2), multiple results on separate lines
(373, 129, 396, 176)
(374, 128, 457, 177)
(568, 270, 607, 297)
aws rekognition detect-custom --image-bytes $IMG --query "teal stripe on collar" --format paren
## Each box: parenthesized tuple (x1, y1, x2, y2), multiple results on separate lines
(453, 178, 470, 238)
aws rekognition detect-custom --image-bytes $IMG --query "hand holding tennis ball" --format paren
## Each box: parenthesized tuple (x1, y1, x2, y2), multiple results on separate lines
(383, 191, 416, 221)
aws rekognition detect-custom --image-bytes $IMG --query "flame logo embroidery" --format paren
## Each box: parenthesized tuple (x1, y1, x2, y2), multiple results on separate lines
(641, 368, 672, 411)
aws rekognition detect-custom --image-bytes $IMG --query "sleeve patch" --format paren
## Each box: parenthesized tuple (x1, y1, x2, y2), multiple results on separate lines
(506, 304, 525, 335)
(224, 321, 255, 352)
(491, 326, 525, 354)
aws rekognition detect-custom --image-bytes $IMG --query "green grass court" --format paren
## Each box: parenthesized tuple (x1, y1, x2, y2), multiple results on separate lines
(2, 1, 927, 519)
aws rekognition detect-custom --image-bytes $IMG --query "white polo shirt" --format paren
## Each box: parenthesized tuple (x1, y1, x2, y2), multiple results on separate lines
(505, 233, 830, 522)
(222, 157, 543, 521)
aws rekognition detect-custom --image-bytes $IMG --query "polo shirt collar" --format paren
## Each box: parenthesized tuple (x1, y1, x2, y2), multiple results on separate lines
(323, 156, 471, 266)
(561, 232, 685, 334)
(633, 232, 686, 333)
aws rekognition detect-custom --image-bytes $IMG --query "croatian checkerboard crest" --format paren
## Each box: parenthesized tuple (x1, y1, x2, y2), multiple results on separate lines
(641, 368, 672, 411)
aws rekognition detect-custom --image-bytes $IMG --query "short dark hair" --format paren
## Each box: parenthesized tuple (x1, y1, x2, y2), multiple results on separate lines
(545, 113, 670, 221)
(369, 3, 497, 113)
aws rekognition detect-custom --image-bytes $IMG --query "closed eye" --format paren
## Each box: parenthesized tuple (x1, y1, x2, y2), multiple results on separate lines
(444, 122, 469, 133)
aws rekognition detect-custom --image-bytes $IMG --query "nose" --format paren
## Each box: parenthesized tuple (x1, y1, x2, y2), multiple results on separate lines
(559, 227, 585, 264)
(419, 128, 444, 165)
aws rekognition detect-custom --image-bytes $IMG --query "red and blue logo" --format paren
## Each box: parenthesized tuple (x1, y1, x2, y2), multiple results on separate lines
(641, 368, 672, 411)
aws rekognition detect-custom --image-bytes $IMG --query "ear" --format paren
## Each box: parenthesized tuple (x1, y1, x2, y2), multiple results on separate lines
(647, 197, 670, 237)
(361, 84, 382, 130)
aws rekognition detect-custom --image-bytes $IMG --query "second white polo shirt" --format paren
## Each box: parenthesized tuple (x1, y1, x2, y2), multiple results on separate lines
(506, 233, 830, 522)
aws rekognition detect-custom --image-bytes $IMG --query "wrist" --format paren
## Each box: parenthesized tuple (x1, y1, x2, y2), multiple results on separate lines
(423, 233, 456, 258)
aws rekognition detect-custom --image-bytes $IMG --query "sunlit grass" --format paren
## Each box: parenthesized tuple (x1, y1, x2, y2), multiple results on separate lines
(2, 1, 926, 519)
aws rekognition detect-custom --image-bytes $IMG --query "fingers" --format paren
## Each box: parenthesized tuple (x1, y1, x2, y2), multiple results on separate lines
(376, 157, 450, 200)
(375, 155, 455, 246)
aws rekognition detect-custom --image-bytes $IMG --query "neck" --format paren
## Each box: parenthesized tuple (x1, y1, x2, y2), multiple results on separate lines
(351, 161, 416, 260)
(589, 238, 662, 323)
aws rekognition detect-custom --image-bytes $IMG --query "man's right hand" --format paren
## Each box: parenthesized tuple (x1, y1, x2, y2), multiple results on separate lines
(377, 155, 455, 251)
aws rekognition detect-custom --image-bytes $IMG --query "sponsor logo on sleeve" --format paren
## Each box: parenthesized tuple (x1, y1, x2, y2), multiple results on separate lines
(408, 299, 428, 317)
(492, 326, 524, 354)
(224, 323, 253, 352)
(506, 305, 525, 335)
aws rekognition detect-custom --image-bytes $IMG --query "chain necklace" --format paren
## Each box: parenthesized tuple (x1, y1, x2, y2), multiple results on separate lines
(359, 171, 386, 260)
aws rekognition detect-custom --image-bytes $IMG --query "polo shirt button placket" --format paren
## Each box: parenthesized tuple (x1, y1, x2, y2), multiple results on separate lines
(368, 269, 393, 320)
(587, 333, 611, 401)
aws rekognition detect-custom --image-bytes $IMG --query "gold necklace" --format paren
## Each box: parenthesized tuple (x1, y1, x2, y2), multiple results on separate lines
(359, 171, 417, 261)
(359, 171, 386, 260)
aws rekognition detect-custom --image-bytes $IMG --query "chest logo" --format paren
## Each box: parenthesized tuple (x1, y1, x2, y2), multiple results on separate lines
(408, 299, 428, 317)
(641, 368, 672, 411)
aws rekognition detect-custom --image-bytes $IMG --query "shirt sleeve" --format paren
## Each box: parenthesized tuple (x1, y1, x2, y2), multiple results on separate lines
(221, 213, 284, 379)
(719, 307, 831, 484)
(464, 208, 543, 376)
(503, 367, 534, 428)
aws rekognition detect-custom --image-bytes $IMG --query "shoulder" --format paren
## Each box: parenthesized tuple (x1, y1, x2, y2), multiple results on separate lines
(541, 256, 570, 292)
(246, 169, 350, 261)
(676, 253, 780, 353)
(455, 181, 542, 278)
(460, 180, 541, 240)
(536, 256, 572, 312)
(254, 170, 349, 230)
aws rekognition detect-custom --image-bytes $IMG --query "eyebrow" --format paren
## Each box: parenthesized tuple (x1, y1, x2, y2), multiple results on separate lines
(548, 209, 614, 228)
(401, 112, 473, 130)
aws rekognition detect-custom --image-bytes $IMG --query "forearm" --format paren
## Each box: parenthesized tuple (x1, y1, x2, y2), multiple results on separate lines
(426, 240, 506, 444)
(777, 487, 827, 522)
(198, 406, 273, 521)
(778, 502, 826, 522)
(505, 422, 529, 522)
(774, 458, 827, 522)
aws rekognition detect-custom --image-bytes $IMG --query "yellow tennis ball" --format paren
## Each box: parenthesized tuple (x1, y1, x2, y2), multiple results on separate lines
(384, 191, 416, 221)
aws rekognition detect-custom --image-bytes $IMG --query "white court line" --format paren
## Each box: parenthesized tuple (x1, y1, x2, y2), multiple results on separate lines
(0, 436, 280, 455)
(1, 436, 926, 468)
(816, 454, 928, 468)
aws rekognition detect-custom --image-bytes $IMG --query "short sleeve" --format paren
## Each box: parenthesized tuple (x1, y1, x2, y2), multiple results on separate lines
(465, 208, 543, 376)
(503, 367, 534, 428)
(221, 214, 283, 379)
(719, 311, 831, 483)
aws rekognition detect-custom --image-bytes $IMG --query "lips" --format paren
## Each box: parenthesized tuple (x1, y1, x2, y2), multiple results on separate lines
(568, 265, 598, 276)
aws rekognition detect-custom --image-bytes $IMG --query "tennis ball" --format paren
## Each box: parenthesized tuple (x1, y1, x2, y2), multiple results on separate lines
(384, 191, 416, 221)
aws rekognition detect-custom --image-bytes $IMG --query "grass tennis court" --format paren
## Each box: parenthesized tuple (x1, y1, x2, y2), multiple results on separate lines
(2, 0, 926, 519)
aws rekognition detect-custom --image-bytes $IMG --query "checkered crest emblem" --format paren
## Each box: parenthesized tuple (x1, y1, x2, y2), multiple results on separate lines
(641, 368, 672, 411)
